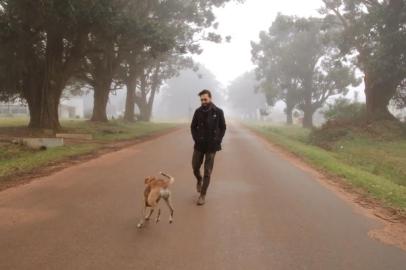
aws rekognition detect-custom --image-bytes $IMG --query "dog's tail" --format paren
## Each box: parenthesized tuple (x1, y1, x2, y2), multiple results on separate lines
(160, 172, 175, 185)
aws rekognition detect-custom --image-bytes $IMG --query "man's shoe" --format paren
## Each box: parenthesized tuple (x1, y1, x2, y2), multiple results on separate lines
(196, 182, 202, 193)
(197, 195, 206, 206)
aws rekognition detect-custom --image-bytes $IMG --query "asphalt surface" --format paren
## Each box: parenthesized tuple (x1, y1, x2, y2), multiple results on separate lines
(0, 126, 405, 270)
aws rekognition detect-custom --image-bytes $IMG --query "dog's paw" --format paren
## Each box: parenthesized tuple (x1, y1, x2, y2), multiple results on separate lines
(137, 223, 144, 229)
(169, 220, 173, 224)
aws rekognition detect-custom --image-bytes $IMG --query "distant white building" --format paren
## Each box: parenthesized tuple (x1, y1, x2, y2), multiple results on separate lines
(391, 106, 406, 122)
(0, 102, 29, 116)
(0, 97, 85, 119)
(60, 97, 85, 119)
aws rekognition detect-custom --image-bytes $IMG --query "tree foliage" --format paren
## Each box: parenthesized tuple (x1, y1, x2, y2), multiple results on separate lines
(252, 14, 360, 127)
(0, 0, 240, 128)
(155, 64, 224, 120)
(321, 0, 406, 120)
(226, 71, 267, 118)
(323, 97, 366, 121)
(0, 0, 124, 128)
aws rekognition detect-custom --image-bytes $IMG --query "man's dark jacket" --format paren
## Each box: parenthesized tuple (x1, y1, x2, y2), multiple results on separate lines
(191, 104, 226, 153)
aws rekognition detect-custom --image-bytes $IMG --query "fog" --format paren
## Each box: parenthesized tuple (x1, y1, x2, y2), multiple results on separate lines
(66, 0, 403, 125)
(194, 0, 323, 86)
(152, 0, 364, 123)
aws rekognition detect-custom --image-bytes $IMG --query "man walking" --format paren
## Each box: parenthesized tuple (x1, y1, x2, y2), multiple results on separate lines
(191, 89, 226, 205)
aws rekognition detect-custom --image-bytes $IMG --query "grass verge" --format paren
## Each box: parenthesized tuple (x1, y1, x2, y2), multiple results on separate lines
(0, 118, 178, 183)
(247, 124, 406, 210)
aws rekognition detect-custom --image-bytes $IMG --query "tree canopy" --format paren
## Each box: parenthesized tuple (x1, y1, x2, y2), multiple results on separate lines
(0, 0, 240, 129)
(252, 14, 360, 127)
(154, 64, 224, 120)
(321, 0, 406, 120)
(226, 71, 267, 118)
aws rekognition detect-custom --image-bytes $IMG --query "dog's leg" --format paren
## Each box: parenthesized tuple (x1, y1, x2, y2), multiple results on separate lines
(137, 220, 145, 229)
(137, 206, 156, 228)
(137, 205, 148, 228)
(156, 208, 161, 223)
(164, 197, 174, 224)
(145, 207, 154, 221)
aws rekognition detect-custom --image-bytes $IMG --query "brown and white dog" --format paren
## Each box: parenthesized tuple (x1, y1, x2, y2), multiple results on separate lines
(137, 172, 175, 228)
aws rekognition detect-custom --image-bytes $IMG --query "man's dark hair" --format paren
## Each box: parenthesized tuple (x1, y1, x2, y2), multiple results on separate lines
(198, 89, 212, 98)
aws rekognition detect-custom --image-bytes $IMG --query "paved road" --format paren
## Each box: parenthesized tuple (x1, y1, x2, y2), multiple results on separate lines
(0, 126, 405, 270)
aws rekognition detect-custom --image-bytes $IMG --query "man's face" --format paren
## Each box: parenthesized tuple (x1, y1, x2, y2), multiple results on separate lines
(200, 94, 212, 107)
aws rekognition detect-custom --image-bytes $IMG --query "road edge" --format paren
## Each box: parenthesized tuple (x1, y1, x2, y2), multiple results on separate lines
(243, 124, 406, 252)
(0, 126, 182, 192)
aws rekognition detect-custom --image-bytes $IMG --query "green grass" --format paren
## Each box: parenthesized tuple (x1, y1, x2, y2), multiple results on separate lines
(59, 119, 176, 141)
(0, 118, 178, 182)
(248, 124, 406, 209)
(0, 143, 98, 178)
(0, 117, 29, 127)
(336, 138, 406, 187)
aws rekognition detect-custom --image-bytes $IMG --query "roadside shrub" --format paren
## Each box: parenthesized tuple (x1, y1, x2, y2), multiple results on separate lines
(308, 99, 364, 149)
(309, 120, 352, 149)
(311, 119, 406, 150)
(322, 98, 366, 122)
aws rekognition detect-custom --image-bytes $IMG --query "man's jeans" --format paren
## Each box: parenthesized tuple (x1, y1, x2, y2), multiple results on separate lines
(192, 150, 216, 196)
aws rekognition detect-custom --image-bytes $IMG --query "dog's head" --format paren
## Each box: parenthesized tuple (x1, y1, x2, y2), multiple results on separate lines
(144, 176, 155, 186)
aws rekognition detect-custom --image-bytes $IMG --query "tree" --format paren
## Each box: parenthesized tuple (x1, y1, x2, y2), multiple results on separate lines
(321, 0, 406, 120)
(84, 0, 175, 122)
(121, 0, 239, 122)
(252, 15, 360, 128)
(134, 54, 193, 121)
(0, 0, 114, 129)
(0, 0, 241, 128)
(121, 38, 181, 123)
(251, 15, 302, 124)
(77, 1, 137, 122)
(154, 64, 224, 120)
(226, 71, 267, 119)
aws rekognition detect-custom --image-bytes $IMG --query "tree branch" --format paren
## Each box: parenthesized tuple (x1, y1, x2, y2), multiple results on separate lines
(322, 0, 349, 29)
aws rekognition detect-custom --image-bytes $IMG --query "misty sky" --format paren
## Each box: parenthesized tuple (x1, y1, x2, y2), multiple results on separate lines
(194, 0, 323, 87)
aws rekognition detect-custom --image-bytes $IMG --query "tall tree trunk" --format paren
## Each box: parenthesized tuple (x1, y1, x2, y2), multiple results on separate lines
(364, 74, 397, 121)
(302, 86, 314, 128)
(24, 30, 64, 130)
(88, 48, 116, 122)
(124, 84, 136, 122)
(26, 93, 41, 129)
(137, 94, 154, 122)
(133, 60, 161, 122)
(26, 91, 61, 129)
(136, 91, 155, 122)
(303, 108, 314, 128)
(137, 77, 158, 122)
(285, 103, 294, 125)
(91, 81, 110, 122)
(138, 103, 152, 121)
(124, 65, 137, 122)
(135, 72, 150, 122)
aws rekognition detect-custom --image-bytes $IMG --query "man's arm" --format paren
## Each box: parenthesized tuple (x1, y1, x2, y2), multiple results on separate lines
(191, 110, 199, 142)
(219, 109, 226, 140)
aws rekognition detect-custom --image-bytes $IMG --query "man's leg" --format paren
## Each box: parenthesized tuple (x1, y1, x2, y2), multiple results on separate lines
(192, 150, 204, 191)
(201, 152, 216, 196)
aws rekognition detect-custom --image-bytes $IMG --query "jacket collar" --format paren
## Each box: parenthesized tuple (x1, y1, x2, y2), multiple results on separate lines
(200, 103, 216, 112)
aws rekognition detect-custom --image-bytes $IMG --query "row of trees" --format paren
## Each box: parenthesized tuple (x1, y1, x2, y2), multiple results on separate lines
(0, 0, 238, 130)
(252, 0, 406, 127)
(226, 71, 267, 118)
(154, 65, 225, 120)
